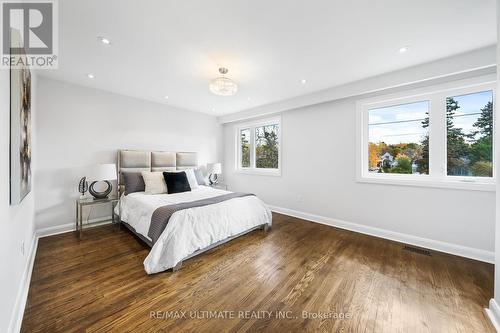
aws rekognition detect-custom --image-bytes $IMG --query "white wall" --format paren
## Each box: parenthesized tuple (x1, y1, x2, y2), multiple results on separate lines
(494, 0, 500, 309)
(0, 70, 37, 332)
(223, 81, 496, 259)
(35, 76, 223, 230)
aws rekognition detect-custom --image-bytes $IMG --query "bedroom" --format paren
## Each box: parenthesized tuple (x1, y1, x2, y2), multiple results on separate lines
(0, 0, 499, 332)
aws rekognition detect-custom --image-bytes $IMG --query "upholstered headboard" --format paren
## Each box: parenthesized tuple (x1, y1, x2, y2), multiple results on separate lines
(117, 150, 198, 194)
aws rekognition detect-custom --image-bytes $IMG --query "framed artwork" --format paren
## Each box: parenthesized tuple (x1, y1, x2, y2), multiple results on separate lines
(10, 29, 32, 205)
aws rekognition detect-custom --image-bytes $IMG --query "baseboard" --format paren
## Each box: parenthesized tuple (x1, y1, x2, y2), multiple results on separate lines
(7, 231, 38, 333)
(269, 205, 494, 263)
(486, 299, 500, 331)
(37, 215, 113, 238)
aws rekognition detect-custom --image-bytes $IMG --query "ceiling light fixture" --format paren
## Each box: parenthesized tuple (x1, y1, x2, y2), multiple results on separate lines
(301, 79, 307, 84)
(399, 46, 409, 54)
(86, 73, 95, 79)
(164, 95, 169, 100)
(209, 67, 238, 96)
(98, 37, 111, 45)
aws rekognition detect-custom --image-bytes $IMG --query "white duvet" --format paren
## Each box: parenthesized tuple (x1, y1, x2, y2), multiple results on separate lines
(118, 186, 272, 274)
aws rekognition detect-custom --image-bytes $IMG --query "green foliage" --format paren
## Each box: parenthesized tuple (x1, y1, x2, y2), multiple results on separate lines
(446, 97, 471, 175)
(255, 125, 279, 169)
(470, 161, 493, 177)
(388, 155, 412, 174)
(446, 97, 492, 177)
(241, 132, 250, 167)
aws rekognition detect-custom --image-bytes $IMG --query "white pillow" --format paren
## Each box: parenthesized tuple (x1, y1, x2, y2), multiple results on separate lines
(141, 171, 167, 194)
(182, 169, 199, 190)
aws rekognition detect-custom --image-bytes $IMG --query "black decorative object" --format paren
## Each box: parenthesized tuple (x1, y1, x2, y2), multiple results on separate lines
(89, 180, 112, 200)
(78, 177, 88, 197)
(209, 174, 219, 185)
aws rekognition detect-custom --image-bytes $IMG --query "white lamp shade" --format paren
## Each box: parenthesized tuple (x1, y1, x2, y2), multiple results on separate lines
(207, 163, 222, 174)
(89, 164, 117, 181)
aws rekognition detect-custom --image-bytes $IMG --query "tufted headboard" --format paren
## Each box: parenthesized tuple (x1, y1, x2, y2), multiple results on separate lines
(117, 150, 198, 195)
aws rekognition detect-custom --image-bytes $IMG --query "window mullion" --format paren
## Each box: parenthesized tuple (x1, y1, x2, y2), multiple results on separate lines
(251, 126, 256, 169)
(429, 94, 446, 179)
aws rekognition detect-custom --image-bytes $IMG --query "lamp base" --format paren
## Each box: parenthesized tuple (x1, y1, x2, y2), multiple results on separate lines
(89, 180, 112, 200)
(209, 174, 219, 185)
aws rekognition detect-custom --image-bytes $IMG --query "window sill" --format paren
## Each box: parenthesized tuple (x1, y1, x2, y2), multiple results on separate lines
(235, 168, 281, 177)
(357, 175, 495, 192)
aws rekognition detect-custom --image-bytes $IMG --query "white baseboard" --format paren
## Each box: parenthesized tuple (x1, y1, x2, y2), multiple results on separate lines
(36, 215, 113, 238)
(486, 299, 500, 332)
(7, 231, 38, 333)
(268, 205, 494, 263)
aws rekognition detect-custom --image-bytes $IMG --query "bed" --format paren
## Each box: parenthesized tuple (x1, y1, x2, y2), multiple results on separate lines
(116, 150, 272, 274)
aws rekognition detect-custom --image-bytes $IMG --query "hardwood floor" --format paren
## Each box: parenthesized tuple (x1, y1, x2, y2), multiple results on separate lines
(22, 213, 494, 332)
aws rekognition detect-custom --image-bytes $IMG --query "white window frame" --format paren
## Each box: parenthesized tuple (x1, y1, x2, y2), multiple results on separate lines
(356, 75, 496, 191)
(235, 116, 282, 176)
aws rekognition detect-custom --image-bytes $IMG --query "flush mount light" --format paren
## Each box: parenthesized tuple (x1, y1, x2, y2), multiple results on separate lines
(209, 67, 238, 96)
(399, 46, 409, 54)
(301, 79, 307, 84)
(98, 37, 111, 45)
(86, 73, 95, 79)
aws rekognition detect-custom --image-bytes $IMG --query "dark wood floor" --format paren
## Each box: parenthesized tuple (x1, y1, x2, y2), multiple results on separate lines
(22, 213, 494, 332)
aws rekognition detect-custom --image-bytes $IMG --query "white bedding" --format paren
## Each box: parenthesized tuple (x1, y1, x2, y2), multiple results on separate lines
(118, 186, 272, 274)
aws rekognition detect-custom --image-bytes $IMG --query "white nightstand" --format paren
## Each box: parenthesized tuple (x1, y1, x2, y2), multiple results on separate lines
(208, 183, 228, 190)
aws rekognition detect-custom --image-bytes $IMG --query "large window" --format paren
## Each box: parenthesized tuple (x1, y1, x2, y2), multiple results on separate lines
(358, 78, 495, 191)
(446, 91, 493, 177)
(368, 101, 429, 175)
(236, 117, 281, 174)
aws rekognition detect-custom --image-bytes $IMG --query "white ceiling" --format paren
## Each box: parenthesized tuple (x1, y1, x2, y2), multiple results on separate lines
(41, 0, 497, 116)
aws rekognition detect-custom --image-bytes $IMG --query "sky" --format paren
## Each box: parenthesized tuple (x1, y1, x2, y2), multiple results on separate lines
(368, 90, 493, 145)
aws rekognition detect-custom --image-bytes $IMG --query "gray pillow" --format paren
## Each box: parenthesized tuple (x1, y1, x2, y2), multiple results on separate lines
(194, 168, 207, 186)
(123, 172, 145, 195)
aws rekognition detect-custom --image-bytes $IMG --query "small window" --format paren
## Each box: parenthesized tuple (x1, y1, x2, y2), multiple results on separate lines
(236, 117, 281, 175)
(240, 129, 251, 168)
(446, 91, 493, 177)
(368, 101, 429, 175)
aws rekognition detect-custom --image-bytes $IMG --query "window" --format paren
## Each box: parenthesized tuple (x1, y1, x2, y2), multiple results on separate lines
(357, 77, 495, 191)
(446, 91, 493, 177)
(240, 129, 251, 168)
(368, 101, 429, 175)
(236, 117, 281, 175)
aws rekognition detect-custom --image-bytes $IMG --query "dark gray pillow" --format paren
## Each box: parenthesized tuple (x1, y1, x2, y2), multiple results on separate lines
(194, 168, 207, 185)
(123, 172, 145, 195)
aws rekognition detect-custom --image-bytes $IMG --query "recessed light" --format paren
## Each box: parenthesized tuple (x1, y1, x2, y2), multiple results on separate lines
(399, 46, 409, 54)
(211, 108, 215, 112)
(164, 95, 169, 100)
(301, 79, 307, 84)
(98, 37, 111, 45)
(86, 73, 95, 79)
(247, 97, 251, 101)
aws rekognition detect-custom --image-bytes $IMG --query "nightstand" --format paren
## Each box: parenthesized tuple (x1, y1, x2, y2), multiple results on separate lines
(76, 196, 120, 239)
(208, 183, 228, 190)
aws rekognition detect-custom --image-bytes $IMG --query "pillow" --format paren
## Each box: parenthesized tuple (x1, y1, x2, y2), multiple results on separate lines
(183, 169, 199, 190)
(122, 172, 145, 195)
(163, 171, 191, 194)
(193, 168, 207, 186)
(141, 171, 168, 195)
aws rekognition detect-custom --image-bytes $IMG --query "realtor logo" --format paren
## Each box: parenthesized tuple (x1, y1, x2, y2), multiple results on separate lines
(1, 0, 58, 69)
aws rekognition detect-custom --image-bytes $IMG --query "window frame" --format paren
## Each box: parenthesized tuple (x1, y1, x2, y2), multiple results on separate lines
(235, 116, 282, 176)
(356, 75, 496, 191)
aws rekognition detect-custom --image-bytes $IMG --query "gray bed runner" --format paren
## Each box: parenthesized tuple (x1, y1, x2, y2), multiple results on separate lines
(148, 192, 255, 245)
